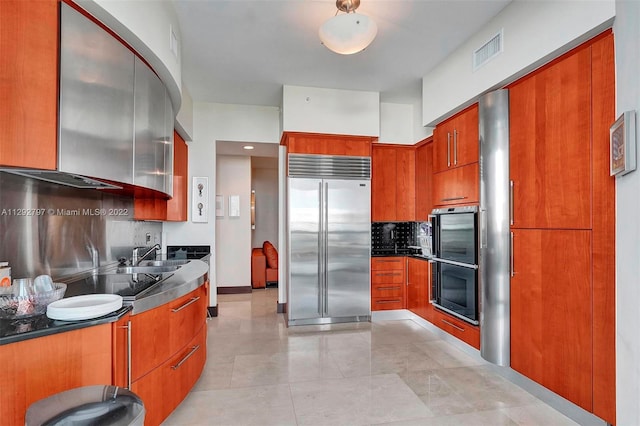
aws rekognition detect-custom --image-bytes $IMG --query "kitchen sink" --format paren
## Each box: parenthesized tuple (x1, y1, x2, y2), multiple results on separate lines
(116, 265, 181, 274)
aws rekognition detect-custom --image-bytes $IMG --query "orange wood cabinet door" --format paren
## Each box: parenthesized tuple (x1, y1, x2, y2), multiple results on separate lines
(431, 308, 480, 349)
(132, 325, 206, 426)
(509, 45, 592, 229)
(166, 131, 188, 221)
(371, 145, 397, 221)
(406, 258, 432, 322)
(432, 105, 478, 174)
(510, 229, 592, 411)
(395, 147, 416, 221)
(0, 0, 58, 170)
(432, 162, 478, 207)
(415, 141, 433, 221)
(130, 302, 171, 382)
(590, 32, 616, 425)
(282, 132, 374, 156)
(0, 325, 113, 425)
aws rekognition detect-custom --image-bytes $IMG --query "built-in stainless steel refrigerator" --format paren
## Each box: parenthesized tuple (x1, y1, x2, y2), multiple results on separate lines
(287, 154, 371, 326)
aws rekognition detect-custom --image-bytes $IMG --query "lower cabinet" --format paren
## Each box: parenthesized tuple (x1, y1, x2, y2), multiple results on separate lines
(132, 325, 206, 426)
(371, 257, 406, 310)
(0, 324, 113, 425)
(431, 308, 480, 349)
(130, 283, 208, 425)
(406, 258, 432, 322)
(510, 229, 592, 411)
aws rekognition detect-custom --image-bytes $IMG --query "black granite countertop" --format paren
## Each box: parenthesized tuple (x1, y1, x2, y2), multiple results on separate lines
(0, 259, 209, 346)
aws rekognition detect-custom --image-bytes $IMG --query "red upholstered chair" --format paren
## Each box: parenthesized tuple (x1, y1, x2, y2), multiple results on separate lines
(251, 241, 278, 289)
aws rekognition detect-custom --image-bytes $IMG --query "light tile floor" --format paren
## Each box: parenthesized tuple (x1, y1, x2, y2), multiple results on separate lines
(163, 289, 577, 426)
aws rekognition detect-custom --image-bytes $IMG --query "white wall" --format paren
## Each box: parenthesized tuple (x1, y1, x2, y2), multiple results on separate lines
(614, 1, 640, 424)
(216, 156, 252, 288)
(163, 102, 281, 305)
(251, 162, 279, 250)
(422, 0, 615, 126)
(79, 0, 183, 112)
(282, 85, 380, 137)
(379, 103, 413, 144)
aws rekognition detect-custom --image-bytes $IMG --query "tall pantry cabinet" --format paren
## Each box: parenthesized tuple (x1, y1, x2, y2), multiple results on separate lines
(508, 31, 615, 424)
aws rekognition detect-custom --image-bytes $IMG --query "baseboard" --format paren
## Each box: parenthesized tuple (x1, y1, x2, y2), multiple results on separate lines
(207, 306, 218, 317)
(277, 302, 287, 313)
(371, 309, 412, 321)
(217, 286, 252, 294)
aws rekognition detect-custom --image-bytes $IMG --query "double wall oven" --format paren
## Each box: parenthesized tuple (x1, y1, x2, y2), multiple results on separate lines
(430, 206, 479, 325)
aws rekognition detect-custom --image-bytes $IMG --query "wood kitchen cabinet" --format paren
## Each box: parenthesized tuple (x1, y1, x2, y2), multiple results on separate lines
(371, 257, 406, 310)
(414, 139, 433, 220)
(130, 283, 208, 425)
(281, 132, 374, 157)
(509, 44, 591, 230)
(0, 0, 58, 169)
(406, 257, 432, 322)
(0, 324, 113, 425)
(134, 131, 189, 221)
(371, 144, 415, 221)
(510, 229, 592, 411)
(432, 104, 478, 174)
(432, 162, 478, 207)
(431, 308, 480, 349)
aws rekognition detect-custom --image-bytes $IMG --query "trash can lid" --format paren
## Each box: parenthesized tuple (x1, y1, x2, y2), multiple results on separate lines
(26, 385, 145, 426)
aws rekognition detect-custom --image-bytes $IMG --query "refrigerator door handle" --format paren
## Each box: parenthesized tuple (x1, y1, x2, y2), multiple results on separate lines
(317, 181, 323, 316)
(323, 181, 329, 315)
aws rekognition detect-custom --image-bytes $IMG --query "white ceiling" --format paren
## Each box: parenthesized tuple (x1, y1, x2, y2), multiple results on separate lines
(173, 0, 513, 107)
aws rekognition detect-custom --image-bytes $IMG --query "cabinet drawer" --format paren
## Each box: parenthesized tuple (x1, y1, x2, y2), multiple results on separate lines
(371, 283, 404, 298)
(432, 308, 480, 349)
(371, 257, 405, 271)
(372, 297, 405, 311)
(371, 270, 404, 284)
(169, 285, 207, 356)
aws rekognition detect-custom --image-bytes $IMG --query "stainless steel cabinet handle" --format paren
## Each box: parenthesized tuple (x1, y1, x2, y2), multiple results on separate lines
(118, 320, 132, 389)
(376, 299, 401, 304)
(441, 196, 467, 202)
(509, 180, 514, 226)
(375, 272, 402, 277)
(510, 231, 515, 278)
(375, 260, 402, 263)
(172, 296, 200, 313)
(376, 286, 401, 291)
(453, 129, 458, 166)
(171, 345, 201, 370)
(441, 319, 465, 332)
(447, 133, 451, 167)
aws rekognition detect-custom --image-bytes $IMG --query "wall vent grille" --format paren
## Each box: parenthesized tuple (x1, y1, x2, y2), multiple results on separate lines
(288, 154, 370, 179)
(473, 29, 503, 71)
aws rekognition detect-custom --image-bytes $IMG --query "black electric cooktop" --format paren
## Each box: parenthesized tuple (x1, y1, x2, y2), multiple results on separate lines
(64, 273, 171, 301)
(167, 245, 211, 260)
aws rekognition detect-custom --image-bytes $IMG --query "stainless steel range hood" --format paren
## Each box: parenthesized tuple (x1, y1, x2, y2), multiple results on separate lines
(0, 169, 122, 189)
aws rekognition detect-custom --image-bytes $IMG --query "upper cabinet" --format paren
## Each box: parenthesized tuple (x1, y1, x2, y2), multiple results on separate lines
(433, 105, 478, 174)
(133, 56, 174, 195)
(371, 144, 415, 222)
(509, 46, 592, 230)
(58, 3, 135, 185)
(281, 132, 374, 157)
(0, 0, 58, 169)
(414, 139, 433, 220)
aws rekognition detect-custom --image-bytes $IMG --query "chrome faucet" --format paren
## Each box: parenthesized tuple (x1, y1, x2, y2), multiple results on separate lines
(132, 244, 161, 266)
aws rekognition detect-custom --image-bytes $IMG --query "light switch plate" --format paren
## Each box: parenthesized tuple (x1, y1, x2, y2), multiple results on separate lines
(192, 177, 208, 223)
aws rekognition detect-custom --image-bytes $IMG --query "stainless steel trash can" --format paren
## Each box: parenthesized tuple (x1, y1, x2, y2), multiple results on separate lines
(25, 385, 145, 426)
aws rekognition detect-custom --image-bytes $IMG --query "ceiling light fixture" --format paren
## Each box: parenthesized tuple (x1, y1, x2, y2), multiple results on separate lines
(243, 145, 254, 150)
(319, 0, 377, 55)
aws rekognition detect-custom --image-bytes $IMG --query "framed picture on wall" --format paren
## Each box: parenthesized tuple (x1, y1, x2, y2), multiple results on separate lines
(610, 110, 637, 177)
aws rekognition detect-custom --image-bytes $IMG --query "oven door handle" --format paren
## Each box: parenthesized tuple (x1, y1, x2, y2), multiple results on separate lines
(430, 257, 479, 270)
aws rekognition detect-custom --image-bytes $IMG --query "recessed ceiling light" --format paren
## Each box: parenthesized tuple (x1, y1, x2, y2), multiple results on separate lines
(243, 145, 254, 150)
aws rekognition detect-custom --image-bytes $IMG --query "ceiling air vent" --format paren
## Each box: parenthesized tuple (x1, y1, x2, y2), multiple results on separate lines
(473, 29, 503, 71)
